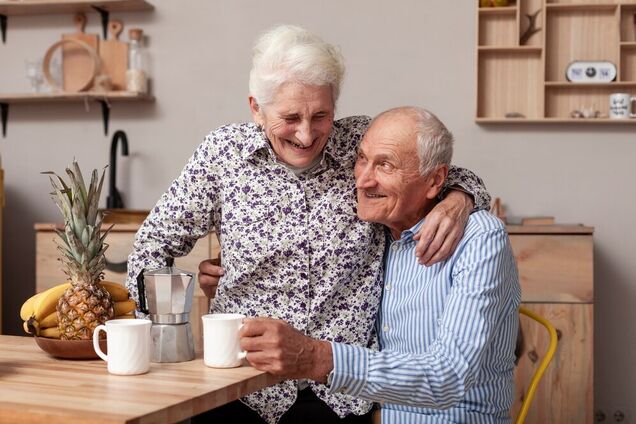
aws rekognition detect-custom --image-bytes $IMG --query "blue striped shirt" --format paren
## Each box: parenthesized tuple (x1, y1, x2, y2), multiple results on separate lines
(330, 210, 521, 423)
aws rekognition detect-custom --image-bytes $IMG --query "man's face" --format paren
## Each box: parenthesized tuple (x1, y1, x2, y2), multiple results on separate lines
(251, 82, 335, 168)
(354, 114, 434, 234)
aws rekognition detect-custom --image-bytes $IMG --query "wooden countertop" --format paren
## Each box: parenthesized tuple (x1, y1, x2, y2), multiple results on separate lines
(0, 335, 281, 424)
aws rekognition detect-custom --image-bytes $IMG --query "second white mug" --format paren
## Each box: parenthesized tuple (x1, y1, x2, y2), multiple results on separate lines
(93, 319, 152, 375)
(609, 93, 636, 119)
(202, 313, 246, 368)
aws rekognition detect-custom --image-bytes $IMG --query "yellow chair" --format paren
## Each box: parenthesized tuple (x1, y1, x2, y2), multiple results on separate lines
(515, 307, 559, 424)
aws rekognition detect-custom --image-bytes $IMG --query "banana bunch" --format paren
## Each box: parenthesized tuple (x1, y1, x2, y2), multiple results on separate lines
(20, 281, 136, 338)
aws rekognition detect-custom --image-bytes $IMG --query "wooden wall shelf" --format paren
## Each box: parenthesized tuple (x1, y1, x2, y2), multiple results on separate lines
(0, 0, 153, 16)
(0, 1, 154, 136)
(0, 1, 153, 43)
(477, 117, 636, 123)
(545, 3, 618, 11)
(0, 91, 154, 137)
(479, 6, 518, 14)
(0, 92, 154, 104)
(476, 0, 636, 124)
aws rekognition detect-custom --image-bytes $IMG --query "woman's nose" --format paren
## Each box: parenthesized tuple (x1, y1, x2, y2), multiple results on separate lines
(295, 121, 314, 146)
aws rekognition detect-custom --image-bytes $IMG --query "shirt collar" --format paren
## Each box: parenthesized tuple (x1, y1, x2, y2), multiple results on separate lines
(241, 123, 271, 160)
(387, 217, 427, 243)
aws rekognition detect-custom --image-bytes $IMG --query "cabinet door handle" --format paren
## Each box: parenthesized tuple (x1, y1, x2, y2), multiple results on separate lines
(105, 258, 127, 273)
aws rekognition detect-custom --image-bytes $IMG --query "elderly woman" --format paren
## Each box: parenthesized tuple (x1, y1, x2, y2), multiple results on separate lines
(127, 25, 490, 424)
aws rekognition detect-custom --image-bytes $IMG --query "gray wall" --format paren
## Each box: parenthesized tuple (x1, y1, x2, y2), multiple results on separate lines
(1, 0, 634, 416)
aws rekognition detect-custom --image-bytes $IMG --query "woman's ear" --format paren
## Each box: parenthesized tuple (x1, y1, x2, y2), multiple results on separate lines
(249, 96, 263, 126)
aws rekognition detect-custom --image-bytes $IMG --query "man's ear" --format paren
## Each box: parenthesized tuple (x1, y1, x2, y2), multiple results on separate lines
(249, 96, 263, 126)
(425, 165, 449, 200)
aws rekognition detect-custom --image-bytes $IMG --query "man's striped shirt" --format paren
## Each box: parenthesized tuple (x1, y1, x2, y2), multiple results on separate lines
(330, 210, 521, 423)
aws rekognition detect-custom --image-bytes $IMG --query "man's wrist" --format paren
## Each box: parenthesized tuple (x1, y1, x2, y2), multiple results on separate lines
(310, 340, 334, 383)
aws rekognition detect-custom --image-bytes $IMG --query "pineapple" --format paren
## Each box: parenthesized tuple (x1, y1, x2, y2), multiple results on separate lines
(44, 161, 114, 340)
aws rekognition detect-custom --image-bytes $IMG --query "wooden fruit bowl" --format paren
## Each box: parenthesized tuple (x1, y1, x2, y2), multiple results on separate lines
(34, 336, 107, 359)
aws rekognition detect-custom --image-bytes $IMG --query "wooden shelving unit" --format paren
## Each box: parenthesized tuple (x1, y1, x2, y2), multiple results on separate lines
(0, 0, 155, 137)
(476, 0, 636, 124)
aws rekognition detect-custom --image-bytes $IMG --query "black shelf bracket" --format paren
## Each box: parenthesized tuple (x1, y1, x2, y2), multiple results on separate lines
(1, 103, 8, 138)
(98, 100, 111, 136)
(91, 6, 110, 39)
(1, 14, 7, 44)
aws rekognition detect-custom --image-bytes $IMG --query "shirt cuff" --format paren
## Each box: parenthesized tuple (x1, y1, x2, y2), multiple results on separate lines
(328, 342, 369, 397)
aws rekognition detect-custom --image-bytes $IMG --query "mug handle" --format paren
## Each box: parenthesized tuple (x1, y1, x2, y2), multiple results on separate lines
(631, 97, 636, 118)
(92, 324, 108, 362)
(238, 322, 247, 362)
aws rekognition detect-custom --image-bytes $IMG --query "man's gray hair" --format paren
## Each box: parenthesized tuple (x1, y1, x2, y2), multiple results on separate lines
(373, 106, 454, 176)
(249, 25, 345, 107)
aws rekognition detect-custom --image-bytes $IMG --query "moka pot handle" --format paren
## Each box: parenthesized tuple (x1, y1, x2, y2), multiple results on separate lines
(136, 268, 149, 315)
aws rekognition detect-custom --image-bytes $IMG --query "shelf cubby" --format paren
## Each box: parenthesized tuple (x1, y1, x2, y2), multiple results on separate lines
(545, 7, 619, 82)
(477, 50, 543, 119)
(479, 11, 519, 46)
(620, 4, 636, 42)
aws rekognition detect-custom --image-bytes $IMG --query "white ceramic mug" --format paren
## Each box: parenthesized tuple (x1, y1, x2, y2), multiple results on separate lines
(609, 93, 636, 119)
(202, 313, 247, 368)
(93, 319, 152, 375)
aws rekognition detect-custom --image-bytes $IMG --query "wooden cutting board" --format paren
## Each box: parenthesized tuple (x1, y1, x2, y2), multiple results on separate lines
(62, 13, 99, 92)
(99, 21, 128, 91)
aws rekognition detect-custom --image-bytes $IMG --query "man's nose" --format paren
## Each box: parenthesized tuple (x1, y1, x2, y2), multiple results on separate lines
(355, 165, 376, 189)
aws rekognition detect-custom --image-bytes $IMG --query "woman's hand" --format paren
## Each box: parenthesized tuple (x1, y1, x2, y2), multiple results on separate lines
(413, 190, 474, 266)
(198, 257, 224, 298)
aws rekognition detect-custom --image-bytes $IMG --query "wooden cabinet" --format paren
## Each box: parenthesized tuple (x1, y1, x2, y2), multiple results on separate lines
(476, 0, 636, 124)
(508, 224, 594, 423)
(34, 223, 220, 354)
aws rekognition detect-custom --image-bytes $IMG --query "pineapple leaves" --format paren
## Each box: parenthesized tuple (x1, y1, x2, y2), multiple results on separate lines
(45, 161, 110, 284)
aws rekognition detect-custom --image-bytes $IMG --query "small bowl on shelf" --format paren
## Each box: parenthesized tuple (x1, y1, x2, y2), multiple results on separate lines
(34, 336, 107, 359)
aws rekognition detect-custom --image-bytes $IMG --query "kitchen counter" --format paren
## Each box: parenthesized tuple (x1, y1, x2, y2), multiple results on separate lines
(0, 335, 281, 424)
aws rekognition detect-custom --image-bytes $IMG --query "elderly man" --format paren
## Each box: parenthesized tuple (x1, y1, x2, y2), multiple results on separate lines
(241, 107, 521, 423)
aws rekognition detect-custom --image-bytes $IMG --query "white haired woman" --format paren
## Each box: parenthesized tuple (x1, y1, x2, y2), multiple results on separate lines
(127, 25, 490, 424)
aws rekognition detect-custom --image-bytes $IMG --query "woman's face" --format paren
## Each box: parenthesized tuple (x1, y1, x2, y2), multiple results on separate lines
(250, 82, 335, 168)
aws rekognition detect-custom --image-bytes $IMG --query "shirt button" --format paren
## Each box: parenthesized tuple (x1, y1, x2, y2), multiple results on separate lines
(383, 324, 389, 332)
(391, 244, 399, 251)
(385, 283, 391, 291)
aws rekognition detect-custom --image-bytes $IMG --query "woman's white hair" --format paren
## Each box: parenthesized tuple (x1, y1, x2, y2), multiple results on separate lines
(373, 107, 454, 176)
(249, 25, 345, 107)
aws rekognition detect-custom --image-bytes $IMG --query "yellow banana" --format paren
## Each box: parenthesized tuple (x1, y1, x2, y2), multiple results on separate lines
(20, 291, 46, 321)
(24, 317, 40, 335)
(40, 326, 60, 338)
(21, 281, 128, 322)
(99, 281, 130, 302)
(40, 311, 58, 328)
(114, 299, 136, 316)
(32, 284, 71, 322)
(20, 282, 70, 321)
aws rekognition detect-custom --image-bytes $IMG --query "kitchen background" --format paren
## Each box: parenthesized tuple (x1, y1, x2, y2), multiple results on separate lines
(1, 0, 634, 418)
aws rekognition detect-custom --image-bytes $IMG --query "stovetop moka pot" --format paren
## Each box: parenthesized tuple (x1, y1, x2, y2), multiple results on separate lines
(136, 258, 195, 363)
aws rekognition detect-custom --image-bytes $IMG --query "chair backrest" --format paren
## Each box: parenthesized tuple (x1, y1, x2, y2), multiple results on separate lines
(515, 307, 559, 424)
